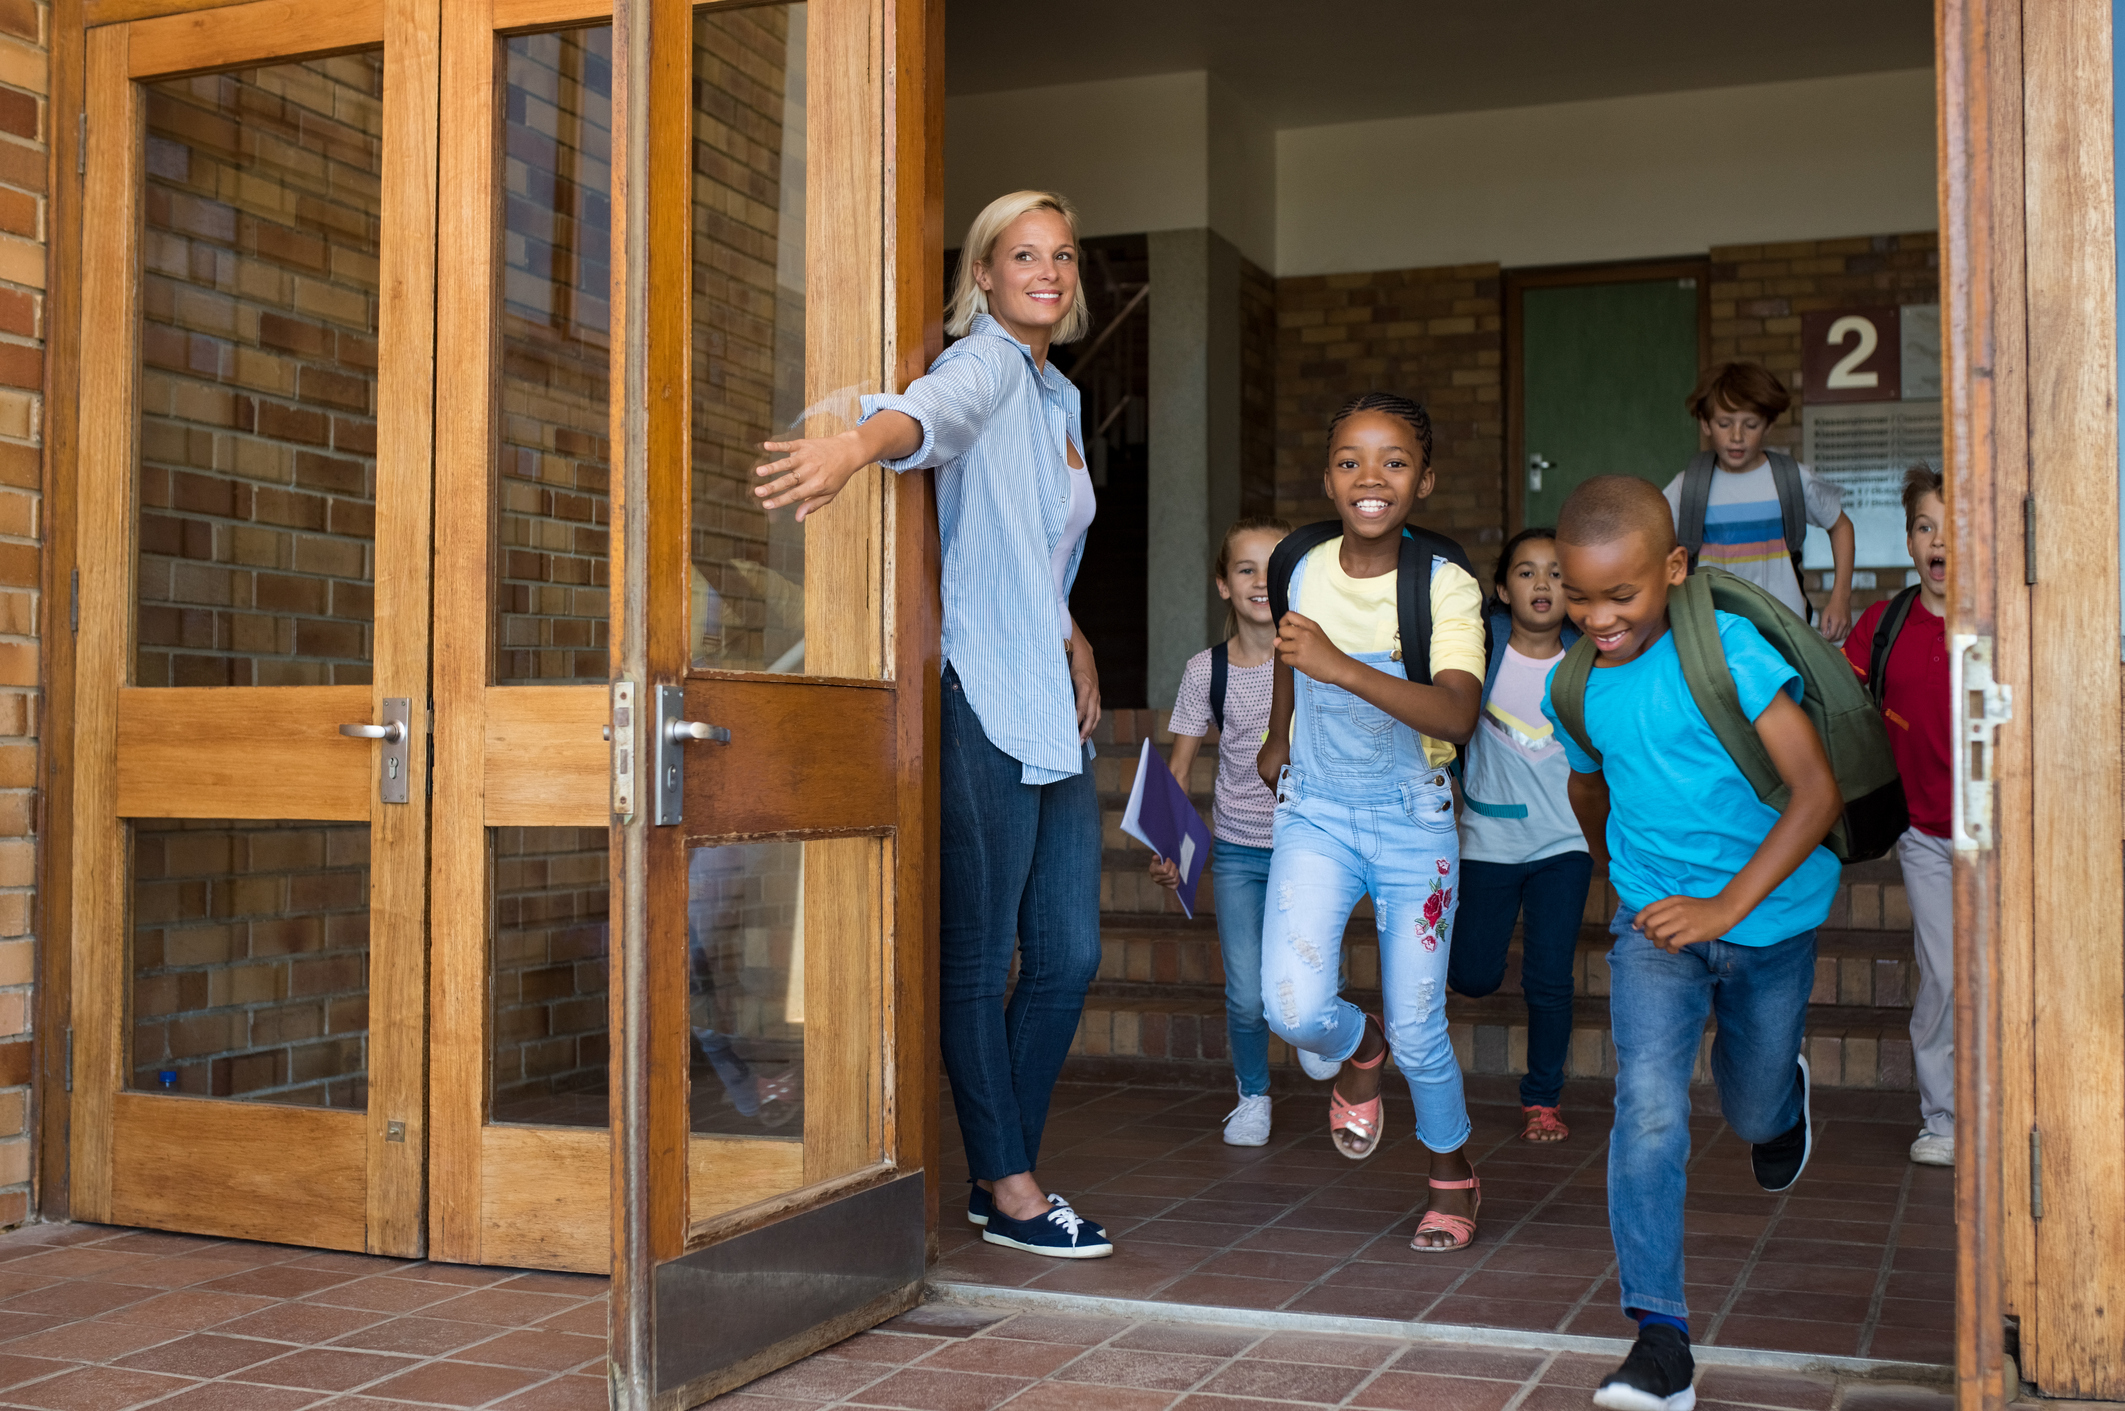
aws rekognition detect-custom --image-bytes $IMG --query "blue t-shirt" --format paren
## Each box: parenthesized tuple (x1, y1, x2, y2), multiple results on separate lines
(1540, 611, 1840, 946)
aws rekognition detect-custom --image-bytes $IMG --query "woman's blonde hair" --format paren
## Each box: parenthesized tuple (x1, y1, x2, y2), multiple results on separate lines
(947, 190, 1090, 343)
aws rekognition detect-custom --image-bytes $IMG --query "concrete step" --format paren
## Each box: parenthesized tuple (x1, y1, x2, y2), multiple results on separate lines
(1066, 980, 1921, 1093)
(1095, 915, 1924, 1012)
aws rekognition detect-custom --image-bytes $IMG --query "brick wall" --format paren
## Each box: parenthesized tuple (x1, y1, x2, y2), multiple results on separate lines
(1, 0, 46, 1227)
(1272, 264, 1503, 552)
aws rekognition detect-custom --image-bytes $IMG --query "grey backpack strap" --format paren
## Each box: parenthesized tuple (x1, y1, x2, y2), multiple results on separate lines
(1548, 636, 1602, 768)
(1766, 450, 1809, 594)
(1677, 451, 1718, 568)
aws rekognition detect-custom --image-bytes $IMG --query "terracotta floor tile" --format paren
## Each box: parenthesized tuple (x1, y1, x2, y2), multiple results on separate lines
(302, 1278, 464, 1316)
(451, 1329, 607, 1373)
(114, 1332, 290, 1378)
(915, 1338, 1084, 1379)
(213, 1305, 385, 1347)
(1283, 1282, 1442, 1322)
(1422, 1295, 1574, 1332)
(414, 1288, 583, 1328)
(3, 1252, 150, 1284)
(843, 1366, 1032, 1411)
(0, 1322, 174, 1364)
(993, 1382, 1176, 1411)
(97, 1290, 278, 1332)
(385, 1265, 516, 1289)
(1053, 1347, 1220, 1391)
(1870, 1297, 1955, 1331)
(1449, 1270, 1604, 1304)
(93, 1234, 211, 1258)
(487, 1375, 611, 1411)
(1352, 1371, 1524, 1411)
(283, 1254, 413, 1279)
(1390, 1346, 1547, 1381)
(1189, 1247, 1340, 1282)
(1724, 1289, 1872, 1325)
(147, 1383, 331, 1411)
(237, 1347, 423, 1392)
(531, 1303, 609, 1338)
(740, 1354, 893, 1402)
(1692, 1366, 1839, 1409)
(325, 1316, 504, 1358)
(113, 1259, 257, 1292)
(1860, 1324, 1955, 1364)
(1836, 1386, 1955, 1411)
(1196, 1357, 1368, 1404)
(978, 1315, 1129, 1347)
(1105, 1324, 1252, 1357)
(0, 1285, 151, 1323)
(197, 1268, 362, 1303)
(1150, 1273, 1307, 1310)
(1313, 1258, 1465, 1295)
(0, 1278, 58, 1306)
(488, 1273, 607, 1299)
(357, 1359, 547, 1407)
(1710, 1316, 1863, 1356)
(0, 1363, 196, 1410)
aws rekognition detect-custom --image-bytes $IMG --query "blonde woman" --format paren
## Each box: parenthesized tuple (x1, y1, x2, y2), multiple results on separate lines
(753, 191, 1112, 1259)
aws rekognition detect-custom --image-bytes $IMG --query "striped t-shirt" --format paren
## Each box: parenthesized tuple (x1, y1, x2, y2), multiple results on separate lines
(1661, 458, 1843, 621)
(1169, 648, 1277, 849)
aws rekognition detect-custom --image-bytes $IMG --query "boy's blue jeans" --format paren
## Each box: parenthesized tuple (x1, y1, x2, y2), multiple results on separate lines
(1607, 906, 1815, 1319)
(1262, 773, 1471, 1154)
(1212, 842, 1274, 1097)
(938, 666, 1102, 1182)
(1449, 851, 1593, 1109)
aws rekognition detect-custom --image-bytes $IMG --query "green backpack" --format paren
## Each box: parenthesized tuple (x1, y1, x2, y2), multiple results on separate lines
(1547, 567, 1908, 863)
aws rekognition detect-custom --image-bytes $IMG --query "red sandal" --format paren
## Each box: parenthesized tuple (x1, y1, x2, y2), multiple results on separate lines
(1410, 1174, 1480, 1253)
(1327, 1015, 1388, 1160)
(1521, 1105, 1569, 1143)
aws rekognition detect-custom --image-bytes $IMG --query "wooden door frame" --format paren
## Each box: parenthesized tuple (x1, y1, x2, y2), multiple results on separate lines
(1501, 256, 1712, 536)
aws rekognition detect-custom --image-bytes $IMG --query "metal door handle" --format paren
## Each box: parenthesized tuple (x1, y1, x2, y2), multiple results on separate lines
(1527, 453, 1554, 493)
(339, 721, 406, 744)
(341, 698, 413, 804)
(665, 719, 730, 745)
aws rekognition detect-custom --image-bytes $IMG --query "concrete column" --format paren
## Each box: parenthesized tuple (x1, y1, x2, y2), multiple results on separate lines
(1146, 228, 1245, 709)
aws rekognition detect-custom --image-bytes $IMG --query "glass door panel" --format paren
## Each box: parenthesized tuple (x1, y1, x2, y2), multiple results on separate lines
(72, 0, 436, 1256)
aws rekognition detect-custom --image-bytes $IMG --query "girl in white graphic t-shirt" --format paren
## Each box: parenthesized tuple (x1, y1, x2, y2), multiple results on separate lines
(1153, 517, 1291, 1147)
(1450, 528, 1592, 1143)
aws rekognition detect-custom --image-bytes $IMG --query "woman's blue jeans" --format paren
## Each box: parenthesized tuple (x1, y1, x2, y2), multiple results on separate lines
(1448, 851, 1593, 1109)
(1212, 842, 1274, 1097)
(1606, 907, 1815, 1319)
(938, 666, 1102, 1182)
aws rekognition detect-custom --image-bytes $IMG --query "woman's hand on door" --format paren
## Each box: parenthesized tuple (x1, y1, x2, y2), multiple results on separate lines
(754, 410, 922, 521)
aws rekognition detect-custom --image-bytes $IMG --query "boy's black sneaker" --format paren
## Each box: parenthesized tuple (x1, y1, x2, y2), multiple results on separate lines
(1593, 1323, 1696, 1411)
(1751, 1055, 1814, 1193)
(980, 1198, 1113, 1259)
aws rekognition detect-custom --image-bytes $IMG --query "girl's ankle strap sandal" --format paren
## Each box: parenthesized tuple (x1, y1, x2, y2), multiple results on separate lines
(1411, 1173, 1481, 1253)
(1326, 1015, 1388, 1161)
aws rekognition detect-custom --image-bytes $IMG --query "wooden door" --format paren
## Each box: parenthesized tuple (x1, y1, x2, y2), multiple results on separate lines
(70, 0, 438, 1254)
(604, 0, 940, 1403)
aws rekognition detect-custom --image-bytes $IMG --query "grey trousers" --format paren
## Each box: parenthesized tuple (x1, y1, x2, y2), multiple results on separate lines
(1897, 827, 1955, 1136)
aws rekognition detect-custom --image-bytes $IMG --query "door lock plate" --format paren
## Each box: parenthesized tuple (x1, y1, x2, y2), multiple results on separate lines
(654, 684, 685, 826)
(612, 681, 636, 818)
(380, 697, 411, 805)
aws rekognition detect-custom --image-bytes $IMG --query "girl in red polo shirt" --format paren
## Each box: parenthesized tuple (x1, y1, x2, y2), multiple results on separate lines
(1842, 465, 1953, 1168)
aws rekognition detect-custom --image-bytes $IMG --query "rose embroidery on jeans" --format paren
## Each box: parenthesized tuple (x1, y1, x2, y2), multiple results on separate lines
(1417, 874, 1453, 952)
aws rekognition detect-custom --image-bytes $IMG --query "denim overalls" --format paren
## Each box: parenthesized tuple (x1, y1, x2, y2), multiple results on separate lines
(1261, 552, 1473, 1154)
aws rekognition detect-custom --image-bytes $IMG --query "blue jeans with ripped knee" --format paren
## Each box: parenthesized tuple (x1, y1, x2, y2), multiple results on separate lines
(1261, 765, 1471, 1154)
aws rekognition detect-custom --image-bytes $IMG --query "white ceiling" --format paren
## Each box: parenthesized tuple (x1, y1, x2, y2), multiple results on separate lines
(945, 0, 1935, 129)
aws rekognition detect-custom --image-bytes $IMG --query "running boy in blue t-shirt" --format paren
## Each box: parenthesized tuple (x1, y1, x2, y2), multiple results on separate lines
(1541, 476, 1843, 1411)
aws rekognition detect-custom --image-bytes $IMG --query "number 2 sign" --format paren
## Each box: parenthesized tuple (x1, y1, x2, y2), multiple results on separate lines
(1801, 306, 1902, 403)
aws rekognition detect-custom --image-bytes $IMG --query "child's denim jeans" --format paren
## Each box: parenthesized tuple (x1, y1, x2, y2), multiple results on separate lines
(1261, 608, 1473, 1154)
(1606, 906, 1816, 1318)
(1212, 842, 1275, 1097)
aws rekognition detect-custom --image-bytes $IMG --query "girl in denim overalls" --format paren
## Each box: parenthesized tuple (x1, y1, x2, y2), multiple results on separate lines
(1256, 392, 1489, 1253)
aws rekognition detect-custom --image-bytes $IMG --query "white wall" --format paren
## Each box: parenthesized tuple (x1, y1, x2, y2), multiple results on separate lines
(1277, 69, 1936, 277)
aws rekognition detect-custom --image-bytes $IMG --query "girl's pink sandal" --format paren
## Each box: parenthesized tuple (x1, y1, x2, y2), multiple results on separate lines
(1521, 1105, 1569, 1142)
(1327, 1016, 1388, 1160)
(1410, 1174, 1481, 1252)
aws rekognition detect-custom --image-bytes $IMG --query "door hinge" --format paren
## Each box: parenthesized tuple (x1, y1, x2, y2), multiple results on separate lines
(67, 570, 77, 635)
(2023, 495, 2036, 585)
(1950, 634, 2013, 852)
(62, 1027, 71, 1093)
(2029, 1126, 2044, 1220)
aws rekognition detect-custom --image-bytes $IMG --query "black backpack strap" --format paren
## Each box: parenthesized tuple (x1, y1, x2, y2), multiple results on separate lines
(1766, 450, 1810, 601)
(1209, 640, 1229, 732)
(1397, 525, 1476, 686)
(1548, 636, 1602, 767)
(1867, 585, 1921, 710)
(1676, 451, 1718, 569)
(1266, 520, 1342, 625)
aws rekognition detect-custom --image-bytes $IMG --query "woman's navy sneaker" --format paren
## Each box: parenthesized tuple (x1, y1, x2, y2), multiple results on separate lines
(1593, 1323, 1696, 1411)
(967, 1181, 992, 1227)
(980, 1198, 1113, 1259)
(1751, 1056, 1814, 1193)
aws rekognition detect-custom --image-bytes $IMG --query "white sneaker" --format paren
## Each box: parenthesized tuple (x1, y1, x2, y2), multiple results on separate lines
(1222, 1092, 1273, 1146)
(1909, 1131, 1955, 1167)
(1296, 1048, 1341, 1081)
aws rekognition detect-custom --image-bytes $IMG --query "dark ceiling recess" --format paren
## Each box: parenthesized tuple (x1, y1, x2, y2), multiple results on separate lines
(945, 0, 1932, 129)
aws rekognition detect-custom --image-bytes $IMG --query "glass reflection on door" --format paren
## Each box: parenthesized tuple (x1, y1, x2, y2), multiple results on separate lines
(687, 839, 803, 1136)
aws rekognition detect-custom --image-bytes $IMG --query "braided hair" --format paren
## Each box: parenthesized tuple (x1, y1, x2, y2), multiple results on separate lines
(1327, 391, 1433, 469)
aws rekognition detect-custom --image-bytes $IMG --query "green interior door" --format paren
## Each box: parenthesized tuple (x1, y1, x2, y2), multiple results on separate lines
(1521, 279, 1702, 528)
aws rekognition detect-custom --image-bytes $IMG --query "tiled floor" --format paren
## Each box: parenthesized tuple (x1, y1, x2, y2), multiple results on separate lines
(0, 1223, 607, 1408)
(720, 1302, 1955, 1411)
(933, 1076, 1955, 1365)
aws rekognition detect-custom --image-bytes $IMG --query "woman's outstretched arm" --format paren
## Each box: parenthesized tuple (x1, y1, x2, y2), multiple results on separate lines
(753, 411, 922, 522)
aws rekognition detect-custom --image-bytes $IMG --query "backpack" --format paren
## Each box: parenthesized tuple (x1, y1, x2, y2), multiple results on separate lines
(1864, 586, 1922, 711)
(1547, 566, 1908, 863)
(1675, 450, 1811, 614)
(1209, 640, 1229, 732)
(1266, 522, 1477, 686)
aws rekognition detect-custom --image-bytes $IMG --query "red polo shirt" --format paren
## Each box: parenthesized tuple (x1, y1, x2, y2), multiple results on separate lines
(1843, 596, 1951, 838)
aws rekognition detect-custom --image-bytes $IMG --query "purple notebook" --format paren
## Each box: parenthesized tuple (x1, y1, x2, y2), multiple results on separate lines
(1119, 739, 1214, 919)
